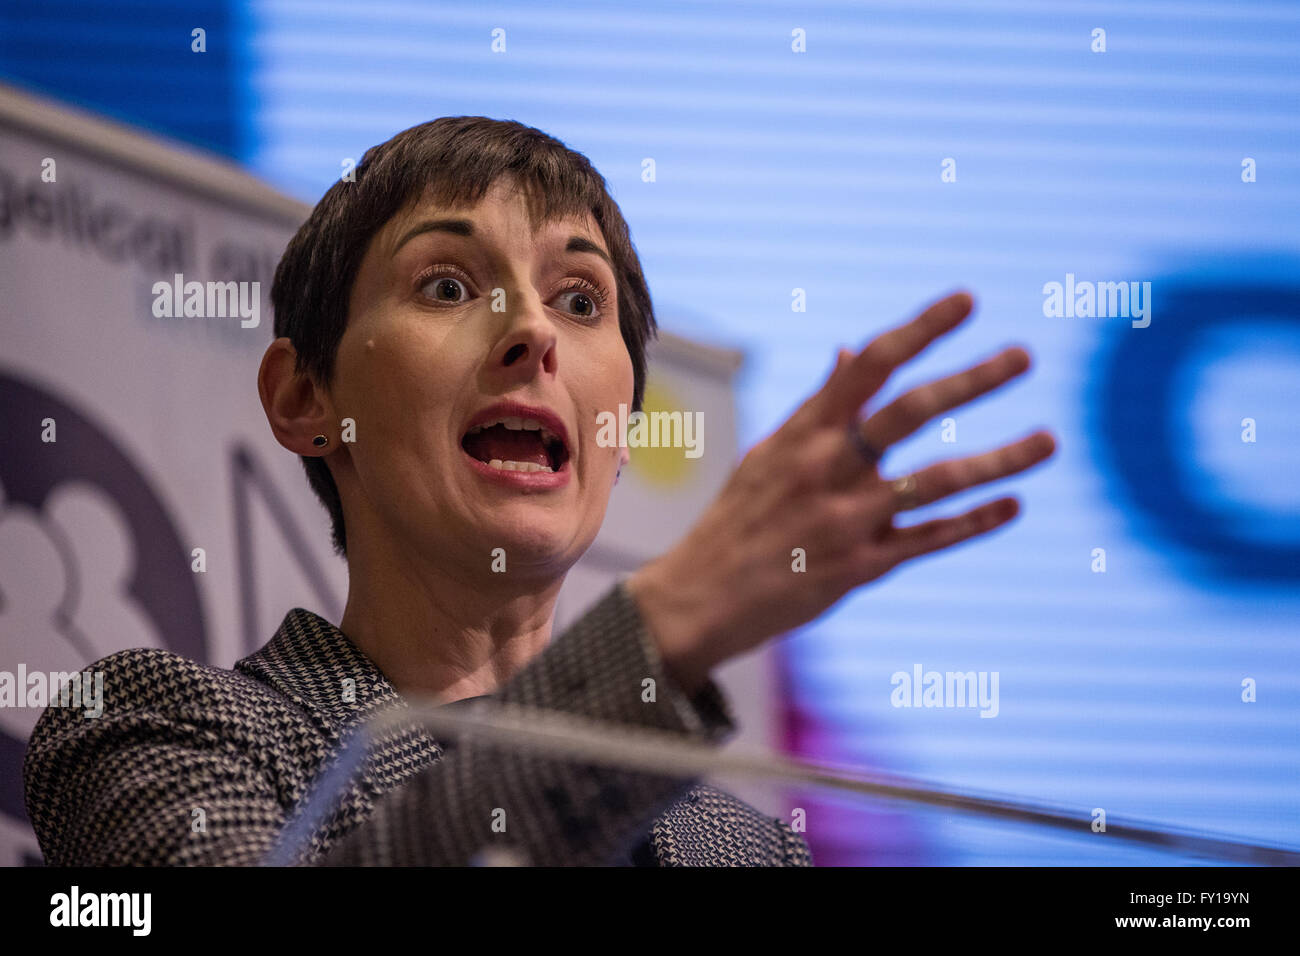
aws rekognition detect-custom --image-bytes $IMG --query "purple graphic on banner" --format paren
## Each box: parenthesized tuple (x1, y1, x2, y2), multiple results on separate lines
(0, 371, 206, 827)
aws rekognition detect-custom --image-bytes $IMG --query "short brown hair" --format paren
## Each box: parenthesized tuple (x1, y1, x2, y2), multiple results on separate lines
(271, 117, 657, 556)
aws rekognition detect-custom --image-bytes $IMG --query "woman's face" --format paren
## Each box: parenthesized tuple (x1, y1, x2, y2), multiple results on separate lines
(326, 177, 634, 580)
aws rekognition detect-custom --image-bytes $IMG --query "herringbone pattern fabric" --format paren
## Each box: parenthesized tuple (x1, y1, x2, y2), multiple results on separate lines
(24, 581, 812, 866)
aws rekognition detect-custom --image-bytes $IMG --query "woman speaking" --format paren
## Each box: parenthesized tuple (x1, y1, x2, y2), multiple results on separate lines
(23, 116, 1055, 866)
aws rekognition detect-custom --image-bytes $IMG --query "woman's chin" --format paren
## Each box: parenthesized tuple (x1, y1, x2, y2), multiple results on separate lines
(472, 513, 586, 572)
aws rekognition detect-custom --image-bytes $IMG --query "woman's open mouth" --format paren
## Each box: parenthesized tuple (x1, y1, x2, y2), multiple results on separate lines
(462, 417, 568, 472)
(460, 410, 571, 487)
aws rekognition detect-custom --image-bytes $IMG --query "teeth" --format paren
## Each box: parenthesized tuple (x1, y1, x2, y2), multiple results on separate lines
(486, 459, 555, 473)
(474, 416, 544, 432)
(465, 416, 564, 451)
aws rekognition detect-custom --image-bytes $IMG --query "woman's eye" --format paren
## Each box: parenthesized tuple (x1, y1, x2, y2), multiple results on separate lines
(420, 275, 468, 303)
(554, 289, 598, 318)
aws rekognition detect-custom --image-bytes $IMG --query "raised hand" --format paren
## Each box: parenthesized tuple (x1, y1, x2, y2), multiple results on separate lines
(626, 291, 1057, 695)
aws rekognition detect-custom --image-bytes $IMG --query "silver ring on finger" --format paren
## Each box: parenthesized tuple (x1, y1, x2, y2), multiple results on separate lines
(889, 472, 921, 512)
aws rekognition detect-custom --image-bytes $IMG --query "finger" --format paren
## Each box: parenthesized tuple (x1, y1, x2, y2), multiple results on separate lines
(785, 347, 854, 436)
(884, 430, 1056, 511)
(863, 346, 1031, 449)
(817, 290, 975, 425)
(884, 496, 1021, 563)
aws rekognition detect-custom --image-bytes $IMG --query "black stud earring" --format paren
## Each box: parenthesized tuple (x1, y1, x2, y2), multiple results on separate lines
(312, 435, 329, 448)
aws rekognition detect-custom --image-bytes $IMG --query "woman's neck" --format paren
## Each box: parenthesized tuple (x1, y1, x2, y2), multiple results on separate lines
(338, 533, 564, 704)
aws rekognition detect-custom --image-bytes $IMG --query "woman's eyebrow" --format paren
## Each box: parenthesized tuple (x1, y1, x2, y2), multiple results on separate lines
(393, 218, 613, 270)
(564, 236, 614, 271)
(394, 218, 473, 254)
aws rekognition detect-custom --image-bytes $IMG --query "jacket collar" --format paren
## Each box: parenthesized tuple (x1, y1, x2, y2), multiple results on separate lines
(236, 607, 426, 742)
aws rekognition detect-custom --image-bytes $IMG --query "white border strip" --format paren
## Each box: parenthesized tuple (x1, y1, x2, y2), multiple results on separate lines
(0, 80, 309, 224)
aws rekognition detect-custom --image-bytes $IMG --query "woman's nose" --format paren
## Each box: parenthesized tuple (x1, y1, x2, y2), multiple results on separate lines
(490, 292, 558, 380)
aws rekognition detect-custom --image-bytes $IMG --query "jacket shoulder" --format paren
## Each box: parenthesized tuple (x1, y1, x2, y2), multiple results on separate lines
(28, 646, 299, 735)
(24, 648, 318, 802)
(25, 644, 324, 787)
(23, 647, 325, 865)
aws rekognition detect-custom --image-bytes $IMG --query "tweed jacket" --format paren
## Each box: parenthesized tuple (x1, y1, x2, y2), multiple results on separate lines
(24, 581, 812, 866)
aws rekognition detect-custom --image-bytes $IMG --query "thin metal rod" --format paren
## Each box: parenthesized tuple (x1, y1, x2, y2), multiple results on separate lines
(366, 699, 1300, 866)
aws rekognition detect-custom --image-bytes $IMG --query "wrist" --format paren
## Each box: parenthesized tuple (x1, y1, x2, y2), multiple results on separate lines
(625, 556, 719, 699)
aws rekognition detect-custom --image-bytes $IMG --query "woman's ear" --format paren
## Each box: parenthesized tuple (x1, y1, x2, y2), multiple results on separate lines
(257, 338, 335, 455)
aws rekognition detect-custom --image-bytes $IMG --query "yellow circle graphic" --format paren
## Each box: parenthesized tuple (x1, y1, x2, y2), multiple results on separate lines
(628, 381, 698, 488)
